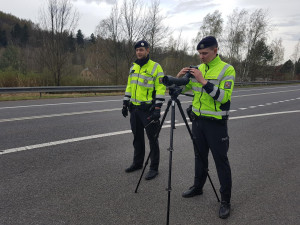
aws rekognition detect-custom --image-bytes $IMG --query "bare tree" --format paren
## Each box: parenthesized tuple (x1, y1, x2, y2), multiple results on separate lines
(120, 0, 148, 67)
(224, 9, 248, 63)
(95, 2, 123, 84)
(291, 39, 300, 77)
(144, 0, 170, 58)
(270, 38, 284, 66)
(39, 0, 78, 86)
(193, 10, 223, 45)
(241, 9, 271, 81)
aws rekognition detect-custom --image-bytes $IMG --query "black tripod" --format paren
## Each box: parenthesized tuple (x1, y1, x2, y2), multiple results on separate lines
(134, 87, 220, 225)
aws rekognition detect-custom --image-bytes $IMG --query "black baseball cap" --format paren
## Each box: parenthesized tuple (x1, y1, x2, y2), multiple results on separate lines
(197, 36, 218, 50)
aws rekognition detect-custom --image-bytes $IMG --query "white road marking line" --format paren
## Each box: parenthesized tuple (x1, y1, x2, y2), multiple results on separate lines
(1, 88, 299, 110)
(0, 108, 120, 123)
(249, 106, 257, 108)
(0, 100, 121, 110)
(232, 89, 300, 98)
(1, 110, 299, 155)
(2, 95, 300, 123)
(165, 120, 178, 124)
(230, 110, 237, 112)
(233, 85, 300, 92)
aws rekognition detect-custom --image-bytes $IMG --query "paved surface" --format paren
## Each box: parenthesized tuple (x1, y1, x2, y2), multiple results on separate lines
(0, 85, 300, 225)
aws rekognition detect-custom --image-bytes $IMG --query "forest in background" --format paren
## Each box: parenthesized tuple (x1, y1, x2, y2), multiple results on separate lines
(0, 0, 299, 87)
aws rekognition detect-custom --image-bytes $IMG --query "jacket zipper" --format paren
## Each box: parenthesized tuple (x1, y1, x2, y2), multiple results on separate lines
(134, 66, 141, 103)
(199, 64, 209, 114)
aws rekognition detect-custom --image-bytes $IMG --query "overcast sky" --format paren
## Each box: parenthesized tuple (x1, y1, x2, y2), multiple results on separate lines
(1, 0, 299, 61)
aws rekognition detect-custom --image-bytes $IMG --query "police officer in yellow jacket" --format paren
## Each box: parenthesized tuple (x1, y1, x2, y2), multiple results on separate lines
(177, 36, 235, 219)
(122, 40, 166, 180)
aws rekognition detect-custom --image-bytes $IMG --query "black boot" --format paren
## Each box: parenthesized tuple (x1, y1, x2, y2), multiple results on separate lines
(145, 170, 158, 180)
(182, 186, 203, 198)
(219, 201, 231, 219)
(125, 164, 143, 173)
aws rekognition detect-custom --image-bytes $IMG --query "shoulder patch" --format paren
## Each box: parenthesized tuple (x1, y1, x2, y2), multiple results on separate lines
(224, 81, 232, 89)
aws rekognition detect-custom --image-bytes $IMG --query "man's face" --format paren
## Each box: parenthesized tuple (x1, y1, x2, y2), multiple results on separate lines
(136, 47, 149, 59)
(198, 47, 217, 64)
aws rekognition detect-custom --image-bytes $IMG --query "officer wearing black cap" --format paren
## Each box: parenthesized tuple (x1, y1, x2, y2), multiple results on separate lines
(177, 36, 235, 219)
(122, 40, 166, 180)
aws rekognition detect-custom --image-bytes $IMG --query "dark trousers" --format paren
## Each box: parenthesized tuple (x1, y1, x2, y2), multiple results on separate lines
(130, 108, 160, 171)
(192, 118, 232, 202)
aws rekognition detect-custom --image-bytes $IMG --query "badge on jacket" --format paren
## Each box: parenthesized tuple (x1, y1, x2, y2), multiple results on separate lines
(144, 79, 148, 84)
(224, 81, 232, 89)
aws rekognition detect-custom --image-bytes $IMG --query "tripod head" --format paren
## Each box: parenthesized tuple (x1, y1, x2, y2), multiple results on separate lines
(168, 85, 183, 100)
(168, 85, 194, 100)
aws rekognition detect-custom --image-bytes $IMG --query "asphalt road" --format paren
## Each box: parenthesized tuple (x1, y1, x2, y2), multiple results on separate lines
(0, 84, 300, 225)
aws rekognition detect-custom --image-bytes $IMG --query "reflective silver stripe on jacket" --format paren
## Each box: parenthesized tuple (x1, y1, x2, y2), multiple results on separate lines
(157, 72, 164, 76)
(191, 78, 198, 83)
(130, 80, 154, 88)
(129, 65, 134, 73)
(125, 92, 131, 96)
(192, 86, 203, 92)
(191, 78, 220, 86)
(207, 79, 219, 85)
(151, 63, 158, 75)
(217, 89, 225, 102)
(130, 98, 152, 104)
(130, 73, 154, 81)
(123, 96, 130, 101)
(210, 85, 219, 98)
(156, 94, 165, 99)
(155, 100, 164, 104)
(217, 64, 231, 80)
(221, 75, 235, 82)
(192, 107, 229, 116)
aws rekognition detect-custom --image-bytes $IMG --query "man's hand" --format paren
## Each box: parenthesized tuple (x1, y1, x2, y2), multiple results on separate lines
(189, 68, 207, 85)
(122, 100, 129, 118)
(176, 67, 190, 78)
(147, 107, 161, 121)
(122, 105, 128, 117)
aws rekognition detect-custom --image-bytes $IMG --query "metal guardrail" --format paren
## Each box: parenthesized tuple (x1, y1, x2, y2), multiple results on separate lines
(0, 85, 126, 95)
(0, 81, 299, 95)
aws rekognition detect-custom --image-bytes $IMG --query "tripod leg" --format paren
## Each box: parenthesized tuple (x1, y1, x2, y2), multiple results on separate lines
(175, 99, 220, 202)
(135, 99, 172, 193)
(166, 99, 176, 225)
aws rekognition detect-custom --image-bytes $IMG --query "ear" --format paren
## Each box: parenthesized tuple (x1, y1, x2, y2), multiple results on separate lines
(146, 48, 150, 54)
(214, 47, 218, 54)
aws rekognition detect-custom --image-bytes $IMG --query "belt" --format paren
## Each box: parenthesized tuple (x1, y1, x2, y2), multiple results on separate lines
(130, 103, 153, 110)
(194, 115, 227, 124)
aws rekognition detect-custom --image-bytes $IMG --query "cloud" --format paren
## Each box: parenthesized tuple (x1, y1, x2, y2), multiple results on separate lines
(273, 14, 300, 28)
(166, 0, 218, 16)
(71, 0, 115, 5)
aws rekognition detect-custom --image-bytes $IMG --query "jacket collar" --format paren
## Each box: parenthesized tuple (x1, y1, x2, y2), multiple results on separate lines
(135, 54, 150, 67)
(206, 54, 221, 68)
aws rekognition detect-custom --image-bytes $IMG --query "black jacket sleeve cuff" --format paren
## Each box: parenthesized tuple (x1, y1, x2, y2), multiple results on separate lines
(202, 81, 214, 94)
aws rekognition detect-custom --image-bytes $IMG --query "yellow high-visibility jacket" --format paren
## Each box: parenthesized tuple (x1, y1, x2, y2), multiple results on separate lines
(124, 59, 166, 107)
(183, 55, 235, 120)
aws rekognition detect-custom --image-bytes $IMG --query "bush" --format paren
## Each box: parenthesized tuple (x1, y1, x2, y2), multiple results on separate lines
(0, 68, 50, 87)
